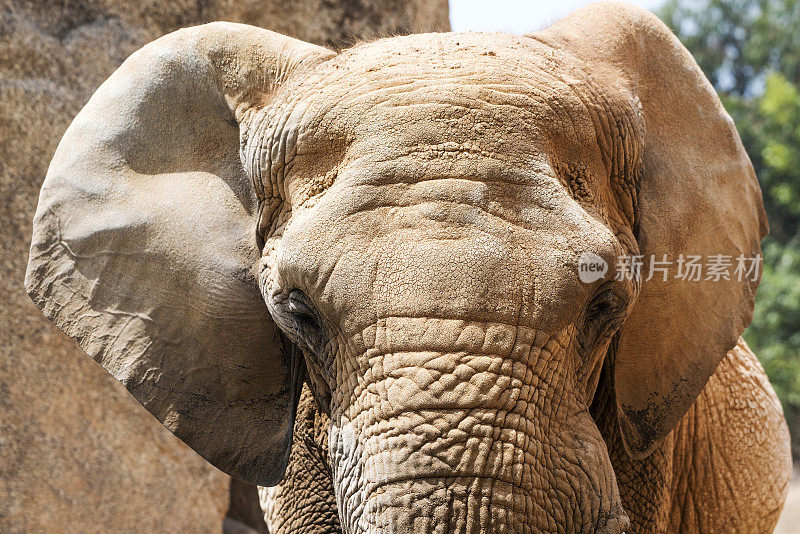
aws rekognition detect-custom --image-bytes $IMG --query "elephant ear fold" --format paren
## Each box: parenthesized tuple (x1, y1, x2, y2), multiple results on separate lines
(25, 23, 333, 485)
(538, 4, 767, 457)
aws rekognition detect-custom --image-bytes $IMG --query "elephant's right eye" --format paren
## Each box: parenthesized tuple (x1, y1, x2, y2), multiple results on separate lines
(274, 290, 333, 412)
(270, 289, 327, 356)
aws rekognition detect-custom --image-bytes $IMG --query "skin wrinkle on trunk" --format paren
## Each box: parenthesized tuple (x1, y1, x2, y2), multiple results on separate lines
(302, 316, 629, 533)
(267, 338, 791, 533)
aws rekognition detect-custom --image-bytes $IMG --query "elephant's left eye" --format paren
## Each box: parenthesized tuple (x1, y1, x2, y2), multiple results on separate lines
(585, 290, 620, 318)
(581, 287, 628, 344)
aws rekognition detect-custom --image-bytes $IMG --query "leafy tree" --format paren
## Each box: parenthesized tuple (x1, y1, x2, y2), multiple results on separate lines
(659, 0, 800, 457)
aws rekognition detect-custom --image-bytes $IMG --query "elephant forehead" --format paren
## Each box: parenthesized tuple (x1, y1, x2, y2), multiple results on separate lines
(268, 33, 638, 332)
(274, 30, 634, 171)
(257, 31, 642, 235)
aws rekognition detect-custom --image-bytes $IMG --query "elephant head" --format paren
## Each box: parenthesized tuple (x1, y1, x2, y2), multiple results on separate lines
(26, 3, 766, 532)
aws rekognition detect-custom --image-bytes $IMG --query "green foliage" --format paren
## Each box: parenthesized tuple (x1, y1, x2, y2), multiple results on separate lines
(660, 0, 800, 98)
(749, 241, 800, 405)
(659, 0, 800, 457)
(759, 73, 800, 234)
(747, 239, 800, 456)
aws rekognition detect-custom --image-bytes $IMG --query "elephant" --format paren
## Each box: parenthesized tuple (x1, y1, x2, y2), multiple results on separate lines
(25, 2, 791, 533)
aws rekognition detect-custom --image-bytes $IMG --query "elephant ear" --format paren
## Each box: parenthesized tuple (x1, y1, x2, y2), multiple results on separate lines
(538, 3, 768, 457)
(25, 23, 332, 485)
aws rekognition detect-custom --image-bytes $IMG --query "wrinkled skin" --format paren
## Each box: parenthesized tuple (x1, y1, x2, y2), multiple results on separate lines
(253, 21, 789, 533)
(25, 3, 792, 534)
(606, 341, 791, 533)
(254, 29, 637, 532)
(260, 386, 339, 533)
(265, 341, 790, 533)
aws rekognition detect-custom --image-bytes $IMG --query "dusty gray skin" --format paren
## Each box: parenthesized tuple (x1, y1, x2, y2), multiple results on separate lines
(25, 3, 791, 533)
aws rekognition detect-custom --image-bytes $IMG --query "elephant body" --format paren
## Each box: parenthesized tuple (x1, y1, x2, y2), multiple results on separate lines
(24, 2, 792, 533)
(603, 340, 789, 532)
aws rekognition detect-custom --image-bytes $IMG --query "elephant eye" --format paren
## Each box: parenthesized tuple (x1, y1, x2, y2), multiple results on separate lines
(286, 295, 316, 324)
(582, 287, 628, 343)
(272, 289, 333, 414)
(276, 290, 327, 354)
(586, 291, 617, 318)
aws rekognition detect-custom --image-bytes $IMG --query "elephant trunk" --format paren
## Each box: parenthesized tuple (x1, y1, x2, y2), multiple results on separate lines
(326, 318, 629, 533)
